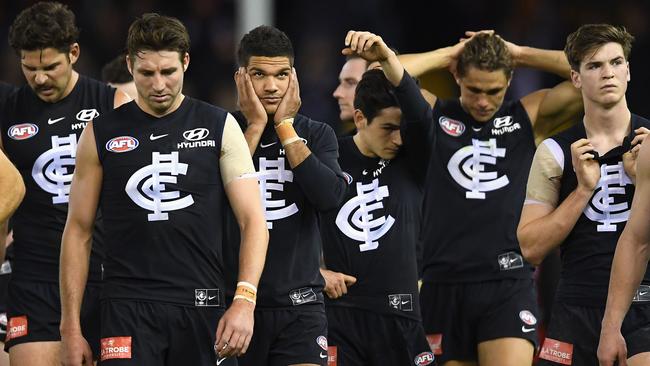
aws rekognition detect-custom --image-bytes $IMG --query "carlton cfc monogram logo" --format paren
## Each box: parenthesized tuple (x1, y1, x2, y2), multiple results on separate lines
(584, 162, 632, 231)
(256, 157, 298, 229)
(336, 178, 394, 252)
(125, 151, 194, 221)
(32, 134, 78, 204)
(448, 138, 509, 199)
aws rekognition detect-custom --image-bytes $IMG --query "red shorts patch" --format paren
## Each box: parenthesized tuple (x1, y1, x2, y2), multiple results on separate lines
(539, 337, 573, 365)
(6, 316, 28, 341)
(101, 336, 132, 361)
(426, 333, 443, 355)
(327, 346, 337, 366)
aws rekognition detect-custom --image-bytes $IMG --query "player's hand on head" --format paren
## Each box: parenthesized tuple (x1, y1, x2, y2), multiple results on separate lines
(215, 299, 255, 358)
(320, 268, 357, 299)
(596, 327, 628, 366)
(60, 332, 93, 366)
(570, 138, 601, 192)
(274, 68, 301, 125)
(342, 30, 394, 63)
(234, 67, 268, 127)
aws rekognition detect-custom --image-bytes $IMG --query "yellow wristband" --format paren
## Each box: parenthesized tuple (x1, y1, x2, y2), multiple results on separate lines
(233, 295, 256, 305)
(281, 136, 302, 146)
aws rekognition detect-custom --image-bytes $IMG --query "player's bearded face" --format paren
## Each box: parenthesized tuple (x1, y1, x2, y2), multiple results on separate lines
(573, 42, 629, 108)
(458, 67, 510, 122)
(131, 50, 188, 117)
(246, 56, 291, 116)
(20, 47, 76, 103)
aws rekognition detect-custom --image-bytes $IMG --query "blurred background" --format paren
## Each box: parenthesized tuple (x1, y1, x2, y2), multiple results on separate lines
(0, 0, 648, 129)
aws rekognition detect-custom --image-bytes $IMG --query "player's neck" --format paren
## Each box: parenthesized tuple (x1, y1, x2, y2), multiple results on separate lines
(583, 98, 630, 138)
(352, 133, 376, 158)
(59, 70, 79, 102)
(583, 99, 631, 152)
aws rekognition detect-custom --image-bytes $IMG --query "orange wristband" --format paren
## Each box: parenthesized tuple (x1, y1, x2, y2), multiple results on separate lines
(234, 282, 257, 304)
(275, 118, 299, 146)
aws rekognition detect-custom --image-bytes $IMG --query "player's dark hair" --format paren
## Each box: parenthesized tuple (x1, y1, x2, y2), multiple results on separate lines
(237, 25, 294, 66)
(353, 69, 400, 124)
(127, 13, 190, 65)
(102, 54, 132, 84)
(564, 24, 634, 71)
(9, 1, 79, 54)
(457, 33, 513, 79)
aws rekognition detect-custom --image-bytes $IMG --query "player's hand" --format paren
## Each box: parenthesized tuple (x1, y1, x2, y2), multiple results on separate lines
(215, 299, 255, 358)
(234, 67, 268, 128)
(273, 68, 301, 124)
(597, 326, 627, 366)
(342, 31, 395, 64)
(623, 127, 649, 183)
(571, 138, 601, 193)
(463, 31, 522, 65)
(320, 268, 357, 299)
(60, 331, 93, 366)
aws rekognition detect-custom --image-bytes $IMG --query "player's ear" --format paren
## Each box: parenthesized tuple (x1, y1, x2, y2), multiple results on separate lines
(353, 109, 367, 130)
(182, 52, 190, 72)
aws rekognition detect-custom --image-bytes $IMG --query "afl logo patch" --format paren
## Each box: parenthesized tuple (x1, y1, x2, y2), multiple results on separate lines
(414, 351, 435, 365)
(519, 310, 537, 325)
(8, 123, 39, 140)
(316, 336, 328, 351)
(439, 116, 465, 137)
(106, 136, 139, 153)
(342, 172, 353, 184)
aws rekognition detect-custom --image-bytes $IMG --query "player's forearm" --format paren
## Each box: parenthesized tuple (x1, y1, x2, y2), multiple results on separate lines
(515, 47, 571, 79)
(236, 215, 268, 288)
(292, 152, 347, 211)
(0, 162, 25, 222)
(398, 47, 454, 77)
(243, 124, 265, 156)
(59, 227, 92, 335)
(518, 188, 592, 265)
(379, 53, 405, 87)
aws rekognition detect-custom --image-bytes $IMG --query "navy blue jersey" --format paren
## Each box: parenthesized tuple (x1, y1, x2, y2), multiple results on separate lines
(224, 113, 346, 308)
(552, 115, 650, 306)
(1, 75, 115, 283)
(320, 73, 430, 320)
(93, 98, 230, 306)
(421, 98, 536, 283)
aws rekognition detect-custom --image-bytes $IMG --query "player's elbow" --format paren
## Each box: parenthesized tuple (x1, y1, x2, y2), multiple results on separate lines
(315, 177, 347, 211)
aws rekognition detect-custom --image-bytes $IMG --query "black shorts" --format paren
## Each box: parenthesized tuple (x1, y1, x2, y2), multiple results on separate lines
(5, 279, 101, 355)
(0, 260, 12, 343)
(238, 307, 328, 366)
(326, 306, 434, 366)
(99, 299, 235, 366)
(420, 278, 539, 363)
(538, 302, 650, 365)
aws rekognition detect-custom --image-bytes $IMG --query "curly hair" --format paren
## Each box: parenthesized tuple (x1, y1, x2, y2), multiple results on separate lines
(8, 1, 79, 54)
(564, 24, 634, 71)
(237, 25, 294, 66)
(457, 33, 513, 79)
(127, 13, 190, 64)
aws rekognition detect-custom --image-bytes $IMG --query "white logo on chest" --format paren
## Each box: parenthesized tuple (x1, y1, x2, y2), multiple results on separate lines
(584, 162, 632, 231)
(125, 151, 194, 221)
(32, 134, 78, 204)
(447, 138, 509, 199)
(256, 157, 298, 229)
(336, 178, 394, 252)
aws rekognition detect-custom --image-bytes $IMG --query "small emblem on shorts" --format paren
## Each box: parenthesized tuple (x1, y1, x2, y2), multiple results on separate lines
(342, 172, 353, 184)
(289, 287, 317, 305)
(414, 351, 435, 365)
(426, 334, 443, 355)
(316, 335, 328, 351)
(539, 337, 573, 365)
(6, 315, 27, 341)
(328, 346, 337, 365)
(101, 336, 132, 361)
(633, 284, 650, 302)
(195, 288, 220, 306)
(519, 310, 537, 325)
(388, 293, 413, 311)
(497, 251, 524, 271)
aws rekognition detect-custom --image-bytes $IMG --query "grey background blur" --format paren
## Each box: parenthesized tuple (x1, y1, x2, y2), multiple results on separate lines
(0, 0, 648, 129)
